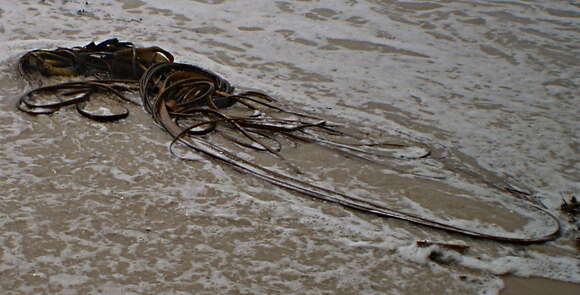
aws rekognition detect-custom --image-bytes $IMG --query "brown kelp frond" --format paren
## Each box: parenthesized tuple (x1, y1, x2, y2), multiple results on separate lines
(16, 40, 561, 243)
(18, 38, 173, 83)
(17, 39, 170, 120)
(17, 79, 139, 122)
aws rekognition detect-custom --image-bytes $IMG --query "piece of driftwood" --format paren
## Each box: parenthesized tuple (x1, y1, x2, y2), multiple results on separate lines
(416, 240, 469, 254)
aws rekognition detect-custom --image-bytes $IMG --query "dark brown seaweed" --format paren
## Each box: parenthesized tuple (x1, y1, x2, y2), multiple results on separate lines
(16, 39, 561, 244)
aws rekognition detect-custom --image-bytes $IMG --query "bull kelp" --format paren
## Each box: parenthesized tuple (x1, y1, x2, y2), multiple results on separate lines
(16, 39, 560, 243)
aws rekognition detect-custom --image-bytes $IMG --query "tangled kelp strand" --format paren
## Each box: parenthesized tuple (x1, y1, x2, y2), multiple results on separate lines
(18, 39, 169, 121)
(19, 38, 173, 82)
(16, 39, 560, 243)
(17, 79, 139, 121)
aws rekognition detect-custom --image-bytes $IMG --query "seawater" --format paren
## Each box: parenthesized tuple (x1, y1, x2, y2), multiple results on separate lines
(0, 1, 578, 294)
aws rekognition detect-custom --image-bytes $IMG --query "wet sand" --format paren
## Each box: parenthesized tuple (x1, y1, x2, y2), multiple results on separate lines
(1, 0, 579, 294)
(502, 277, 579, 295)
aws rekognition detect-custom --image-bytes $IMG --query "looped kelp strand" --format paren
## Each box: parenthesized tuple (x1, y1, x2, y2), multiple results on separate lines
(16, 39, 561, 243)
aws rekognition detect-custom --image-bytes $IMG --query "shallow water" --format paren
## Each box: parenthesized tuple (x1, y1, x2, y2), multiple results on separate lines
(0, 0, 579, 294)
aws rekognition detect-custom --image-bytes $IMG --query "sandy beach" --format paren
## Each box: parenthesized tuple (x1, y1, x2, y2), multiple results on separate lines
(0, 0, 578, 294)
